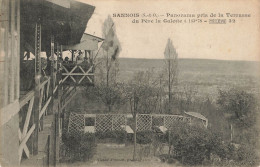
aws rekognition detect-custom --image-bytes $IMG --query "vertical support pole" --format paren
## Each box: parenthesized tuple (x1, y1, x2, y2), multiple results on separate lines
(163, 116, 165, 128)
(230, 124, 233, 142)
(49, 35, 55, 166)
(111, 115, 114, 131)
(133, 114, 137, 160)
(33, 22, 41, 155)
(94, 115, 96, 132)
(16, 0, 20, 100)
(55, 43, 63, 163)
(50, 35, 55, 93)
(124, 115, 127, 145)
(150, 115, 153, 130)
(9, 0, 15, 103)
(3, 0, 9, 106)
(71, 50, 74, 62)
(60, 45, 63, 60)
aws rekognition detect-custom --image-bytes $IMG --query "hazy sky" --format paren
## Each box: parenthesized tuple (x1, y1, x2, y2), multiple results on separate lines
(77, 0, 260, 61)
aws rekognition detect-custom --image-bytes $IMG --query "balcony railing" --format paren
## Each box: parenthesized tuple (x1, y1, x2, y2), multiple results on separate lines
(61, 63, 94, 86)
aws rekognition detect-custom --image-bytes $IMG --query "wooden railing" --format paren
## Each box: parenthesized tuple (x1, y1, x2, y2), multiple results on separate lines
(18, 76, 53, 163)
(39, 78, 52, 131)
(61, 64, 94, 85)
(18, 66, 77, 164)
(19, 90, 35, 162)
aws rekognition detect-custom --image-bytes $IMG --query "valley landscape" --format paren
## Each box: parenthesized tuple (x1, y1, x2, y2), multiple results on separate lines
(118, 58, 260, 100)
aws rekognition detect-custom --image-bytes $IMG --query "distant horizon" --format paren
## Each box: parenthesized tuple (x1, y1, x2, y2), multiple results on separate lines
(117, 56, 260, 62)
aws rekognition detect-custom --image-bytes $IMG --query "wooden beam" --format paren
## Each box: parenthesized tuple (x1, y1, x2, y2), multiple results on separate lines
(53, 86, 58, 94)
(33, 22, 41, 155)
(2, 5, 8, 106)
(39, 97, 52, 119)
(18, 124, 35, 161)
(61, 90, 78, 111)
(22, 97, 34, 138)
(62, 73, 94, 76)
(19, 90, 35, 108)
(61, 64, 77, 83)
(39, 77, 50, 89)
(15, 0, 20, 100)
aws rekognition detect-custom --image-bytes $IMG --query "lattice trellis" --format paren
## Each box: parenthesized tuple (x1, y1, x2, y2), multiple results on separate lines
(112, 114, 126, 131)
(152, 115, 164, 127)
(96, 114, 112, 132)
(164, 115, 191, 129)
(68, 113, 191, 134)
(164, 115, 178, 129)
(68, 113, 85, 136)
(137, 114, 152, 131)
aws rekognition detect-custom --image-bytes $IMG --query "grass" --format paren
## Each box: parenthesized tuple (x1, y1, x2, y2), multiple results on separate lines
(59, 143, 172, 167)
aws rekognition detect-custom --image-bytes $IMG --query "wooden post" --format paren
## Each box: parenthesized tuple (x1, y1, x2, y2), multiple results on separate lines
(50, 35, 55, 93)
(72, 50, 74, 62)
(112, 115, 114, 131)
(49, 35, 56, 166)
(133, 114, 137, 161)
(53, 42, 59, 166)
(55, 44, 63, 163)
(230, 124, 233, 142)
(168, 127, 171, 156)
(94, 115, 96, 132)
(150, 115, 153, 130)
(124, 115, 127, 145)
(33, 22, 41, 155)
(163, 116, 166, 128)
(9, 0, 15, 103)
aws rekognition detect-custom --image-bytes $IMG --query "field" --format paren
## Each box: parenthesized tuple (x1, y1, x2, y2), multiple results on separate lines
(68, 58, 260, 112)
(118, 58, 260, 100)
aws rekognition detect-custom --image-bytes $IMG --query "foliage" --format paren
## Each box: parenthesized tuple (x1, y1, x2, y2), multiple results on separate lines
(62, 132, 97, 162)
(217, 88, 257, 128)
(93, 82, 125, 112)
(236, 143, 259, 165)
(164, 38, 178, 113)
(95, 15, 121, 85)
(136, 130, 153, 144)
(123, 70, 163, 115)
(95, 130, 126, 143)
(166, 120, 260, 166)
(168, 121, 222, 165)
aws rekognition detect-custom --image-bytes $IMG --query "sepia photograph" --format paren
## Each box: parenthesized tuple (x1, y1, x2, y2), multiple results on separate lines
(0, 0, 260, 166)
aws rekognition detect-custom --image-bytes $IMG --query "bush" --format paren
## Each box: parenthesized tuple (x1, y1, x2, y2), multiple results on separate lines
(79, 133, 97, 161)
(168, 121, 224, 165)
(136, 130, 152, 144)
(236, 144, 259, 166)
(95, 130, 126, 143)
(62, 132, 96, 162)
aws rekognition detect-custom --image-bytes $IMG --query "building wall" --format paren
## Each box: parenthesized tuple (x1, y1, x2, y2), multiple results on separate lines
(0, 0, 20, 166)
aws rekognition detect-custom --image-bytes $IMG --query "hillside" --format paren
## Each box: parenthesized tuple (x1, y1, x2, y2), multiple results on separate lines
(118, 58, 260, 100)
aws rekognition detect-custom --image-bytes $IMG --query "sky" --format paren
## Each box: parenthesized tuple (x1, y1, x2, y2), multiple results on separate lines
(77, 0, 260, 61)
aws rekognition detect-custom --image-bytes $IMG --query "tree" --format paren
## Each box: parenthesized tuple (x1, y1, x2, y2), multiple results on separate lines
(164, 38, 178, 113)
(217, 88, 257, 128)
(92, 15, 121, 112)
(99, 15, 121, 86)
(94, 83, 123, 112)
(123, 82, 143, 160)
(123, 70, 160, 160)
